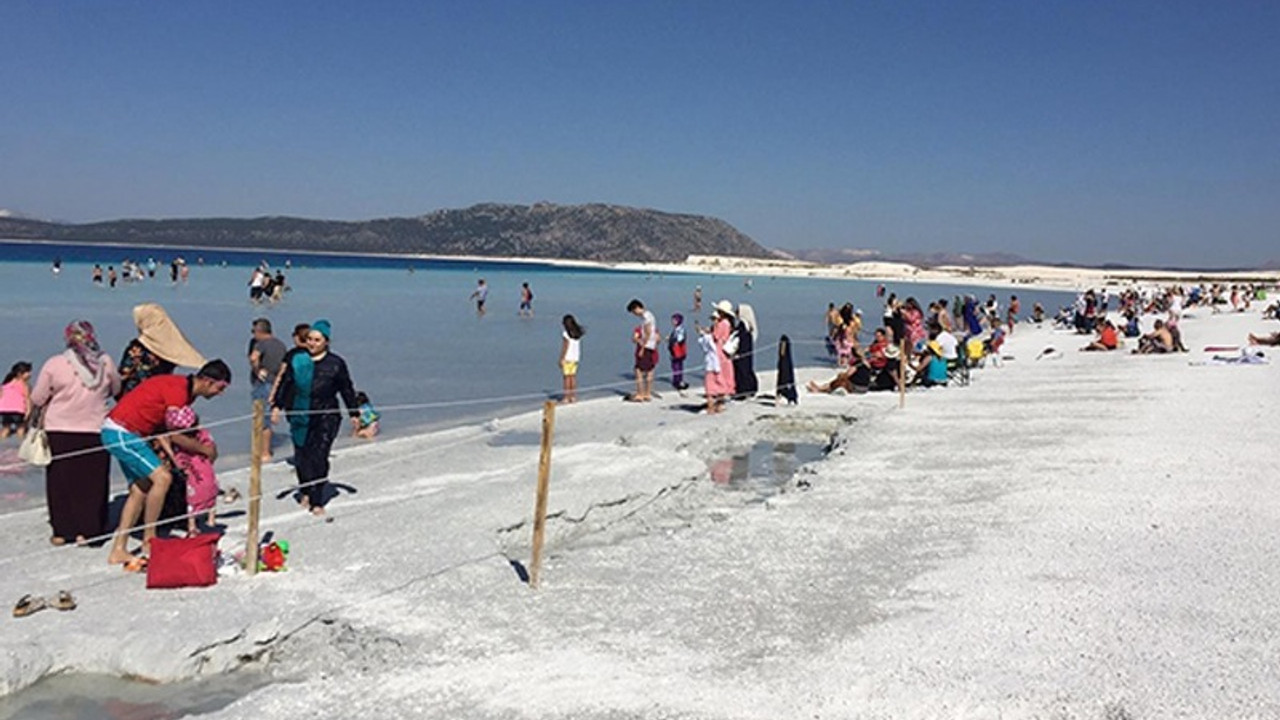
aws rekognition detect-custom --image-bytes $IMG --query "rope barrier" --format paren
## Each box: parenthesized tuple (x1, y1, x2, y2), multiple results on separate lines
(0, 338, 790, 577)
(0, 339, 787, 472)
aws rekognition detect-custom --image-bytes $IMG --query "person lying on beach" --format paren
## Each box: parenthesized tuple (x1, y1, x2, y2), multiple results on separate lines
(1248, 331, 1280, 346)
(1081, 321, 1119, 352)
(1135, 320, 1175, 354)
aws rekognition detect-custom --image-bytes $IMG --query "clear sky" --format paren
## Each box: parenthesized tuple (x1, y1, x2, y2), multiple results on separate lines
(3, 1, 1277, 268)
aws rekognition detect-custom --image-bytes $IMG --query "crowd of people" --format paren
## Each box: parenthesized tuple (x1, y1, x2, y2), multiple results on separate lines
(4, 273, 1273, 576)
(810, 292, 1009, 395)
(598, 297, 760, 414)
(0, 301, 377, 570)
(90, 257, 192, 287)
(248, 263, 289, 303)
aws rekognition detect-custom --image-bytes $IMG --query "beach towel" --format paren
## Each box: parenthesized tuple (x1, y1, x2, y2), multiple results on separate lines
(776, 334, 798, 405)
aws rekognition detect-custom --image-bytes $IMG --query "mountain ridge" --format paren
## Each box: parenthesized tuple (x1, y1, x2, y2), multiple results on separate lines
(0, 203, 777, 264)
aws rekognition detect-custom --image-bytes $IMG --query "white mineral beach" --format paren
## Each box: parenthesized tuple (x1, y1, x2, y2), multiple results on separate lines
(2, 292, 1278, 718)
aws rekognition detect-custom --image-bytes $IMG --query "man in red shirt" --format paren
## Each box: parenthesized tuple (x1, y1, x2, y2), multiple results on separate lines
(101, 360, 231, 565)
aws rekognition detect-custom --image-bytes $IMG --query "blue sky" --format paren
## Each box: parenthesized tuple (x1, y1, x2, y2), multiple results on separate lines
(2, 1, 1277, 267)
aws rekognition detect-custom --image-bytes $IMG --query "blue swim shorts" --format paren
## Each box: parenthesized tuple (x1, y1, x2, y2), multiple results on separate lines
(101, 420, 162, 485)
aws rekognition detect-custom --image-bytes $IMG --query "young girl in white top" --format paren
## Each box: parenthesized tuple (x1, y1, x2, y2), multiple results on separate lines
(559, 315, 584, 404)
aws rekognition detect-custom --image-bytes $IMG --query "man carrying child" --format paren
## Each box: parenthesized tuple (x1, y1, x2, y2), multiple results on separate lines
(102, 360, 231, 566)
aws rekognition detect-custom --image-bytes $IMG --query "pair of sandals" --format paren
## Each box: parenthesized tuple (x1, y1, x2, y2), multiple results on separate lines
(13, 591, 76, 618)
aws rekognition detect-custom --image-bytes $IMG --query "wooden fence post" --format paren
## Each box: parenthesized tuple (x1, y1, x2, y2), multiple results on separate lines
(246, 400, 264, 576)
(529, 400, 557, 589)
(898, 340, 908, 409)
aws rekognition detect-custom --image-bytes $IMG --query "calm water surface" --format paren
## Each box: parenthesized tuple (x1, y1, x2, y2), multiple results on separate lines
(0, 241, 1072, 514)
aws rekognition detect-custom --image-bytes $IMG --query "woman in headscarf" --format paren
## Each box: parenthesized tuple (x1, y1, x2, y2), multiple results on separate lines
(117, 303, 205, 398)
(30, 320, 122, 545)
(271, 319, 360, 516)
(732, 303, 759, 400)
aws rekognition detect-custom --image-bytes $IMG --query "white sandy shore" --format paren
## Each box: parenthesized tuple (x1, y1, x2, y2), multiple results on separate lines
(11, 236, 1277, 291)
(2, 306, 1279, 718)
(437, 250, 1280, 291)
(652, 255, 1280, 292)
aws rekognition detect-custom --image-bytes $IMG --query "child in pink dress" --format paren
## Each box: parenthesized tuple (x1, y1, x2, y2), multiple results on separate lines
(165, 405, 220, 535)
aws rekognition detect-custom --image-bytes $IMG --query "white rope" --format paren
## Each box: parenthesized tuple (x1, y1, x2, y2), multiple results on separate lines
(0, 339, 786, 575)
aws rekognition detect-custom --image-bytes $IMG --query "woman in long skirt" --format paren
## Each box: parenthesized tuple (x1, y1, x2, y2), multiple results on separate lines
(731, 303, 759, 400)
(700, 301, 737, 414)
(31, 320, 121, 545)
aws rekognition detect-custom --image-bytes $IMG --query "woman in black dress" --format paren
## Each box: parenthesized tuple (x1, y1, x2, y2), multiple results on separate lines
(732, 303, 759, 400)
(271, 319, 360, 516)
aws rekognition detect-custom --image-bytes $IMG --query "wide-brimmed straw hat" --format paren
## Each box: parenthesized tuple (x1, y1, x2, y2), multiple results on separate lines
(712, 300, 735, 318)
(133, 303, 206, 368)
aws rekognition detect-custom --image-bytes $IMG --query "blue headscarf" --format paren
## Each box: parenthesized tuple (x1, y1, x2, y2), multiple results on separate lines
(287, 319, 328, 446)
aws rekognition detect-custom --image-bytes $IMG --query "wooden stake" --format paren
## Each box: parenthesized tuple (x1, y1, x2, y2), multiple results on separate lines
(898, 340, 907, 409)
(529, 400, 557, 589)
(246, 400, 264, 576)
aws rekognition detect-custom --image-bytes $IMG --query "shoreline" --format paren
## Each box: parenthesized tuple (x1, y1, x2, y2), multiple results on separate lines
(2, 305, 1278, 717)
(6, 237, 1278, 293)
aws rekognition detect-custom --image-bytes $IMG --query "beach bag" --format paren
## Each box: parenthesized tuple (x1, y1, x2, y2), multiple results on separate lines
(722, 331, 740, 356)
(18, 407, 52, 467)
(671, 340, 687, 360)
(147, 533, 220, 589)
(18, 429, 51, 467)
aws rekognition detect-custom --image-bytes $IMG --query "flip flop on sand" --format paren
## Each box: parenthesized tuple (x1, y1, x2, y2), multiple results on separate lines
(223, 488, 241, 503)
(13, 594, 46, 618)
(123, 556, 148, 573)
(50, 590, 76, 611)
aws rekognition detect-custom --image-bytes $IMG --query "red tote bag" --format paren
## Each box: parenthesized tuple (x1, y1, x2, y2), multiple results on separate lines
(146, 533, 220, 589)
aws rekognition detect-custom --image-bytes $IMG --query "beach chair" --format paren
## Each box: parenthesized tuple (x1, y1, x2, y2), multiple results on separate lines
(965, 337, 987, 369)
(950, 343, 971, 387)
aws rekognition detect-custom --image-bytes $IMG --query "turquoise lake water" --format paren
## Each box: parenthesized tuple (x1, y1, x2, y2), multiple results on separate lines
(0, 240, 1072, 514)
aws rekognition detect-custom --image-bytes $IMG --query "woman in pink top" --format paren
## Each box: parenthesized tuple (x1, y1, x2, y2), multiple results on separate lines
(30, 320, 121, 545)
(698, 300, 737, 414)
(0, 361, 33, 438)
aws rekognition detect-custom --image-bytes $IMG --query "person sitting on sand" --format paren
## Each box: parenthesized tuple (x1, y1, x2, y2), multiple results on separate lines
(353, 391, 381, 438)
(1136, 320, 1174, 354)
(1082, 320, 1120, 352)
(865, 328, 903, 392)
(1248, 331, 1280, 346)
(807, 345, 872, 395)
(921, 342, 949, 387)
(1122, 310, 1142, 338)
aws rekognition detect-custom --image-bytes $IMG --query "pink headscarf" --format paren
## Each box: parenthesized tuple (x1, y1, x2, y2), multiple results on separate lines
(64, 319, 106, 386)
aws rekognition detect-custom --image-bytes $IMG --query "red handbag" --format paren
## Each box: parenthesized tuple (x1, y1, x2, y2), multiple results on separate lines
(146, 533, 220, 589)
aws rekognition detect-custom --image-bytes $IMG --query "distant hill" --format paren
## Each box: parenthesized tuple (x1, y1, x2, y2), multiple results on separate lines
(0, 203, 777, 264)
